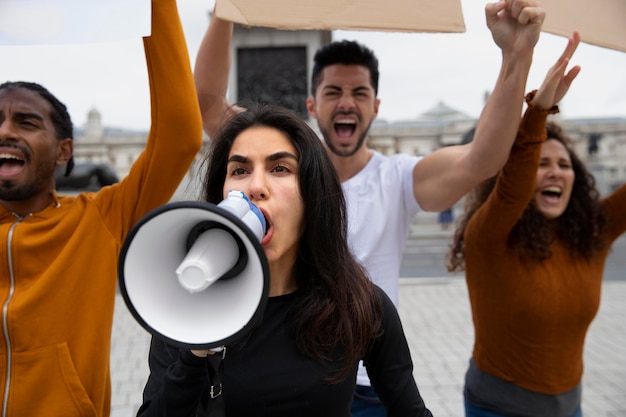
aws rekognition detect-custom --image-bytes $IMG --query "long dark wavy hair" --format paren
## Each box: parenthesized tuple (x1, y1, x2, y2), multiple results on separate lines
(448, 121, 607, 272)
(199, 103, 382, 382)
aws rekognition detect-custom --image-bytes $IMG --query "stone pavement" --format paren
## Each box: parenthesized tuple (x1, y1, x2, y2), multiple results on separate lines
(398, 278, 626, 417)
(110, 277, 626, 417)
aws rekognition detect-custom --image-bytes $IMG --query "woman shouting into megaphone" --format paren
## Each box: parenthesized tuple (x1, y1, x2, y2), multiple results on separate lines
(135, 104, 433, 417)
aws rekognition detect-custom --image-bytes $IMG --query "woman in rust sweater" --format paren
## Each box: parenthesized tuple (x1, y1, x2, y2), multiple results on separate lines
(448, 32, 626, 417)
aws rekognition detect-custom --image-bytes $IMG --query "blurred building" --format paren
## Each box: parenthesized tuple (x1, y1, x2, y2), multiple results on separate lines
(70, 104, 626, 199)
(67, 24, 626, 203)
(368, 102, 626, 197)
(71, 108, 147, 180)
(57, 107, 206, 199)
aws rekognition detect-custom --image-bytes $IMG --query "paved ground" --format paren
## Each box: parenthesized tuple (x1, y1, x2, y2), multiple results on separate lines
(398, 278, 626, 417)
(110, 276, 626, 417)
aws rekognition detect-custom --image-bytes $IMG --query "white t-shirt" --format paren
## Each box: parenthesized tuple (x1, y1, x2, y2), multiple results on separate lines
(342, 151, 422, 386)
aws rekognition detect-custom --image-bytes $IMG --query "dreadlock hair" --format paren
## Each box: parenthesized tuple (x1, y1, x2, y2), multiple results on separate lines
(0, 81, 74, 176)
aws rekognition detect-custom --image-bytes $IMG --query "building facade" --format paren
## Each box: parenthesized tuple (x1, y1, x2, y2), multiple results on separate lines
(367, 102, 626, 197)
(71, 104, 626, 200)
(67, 24, 626, 203)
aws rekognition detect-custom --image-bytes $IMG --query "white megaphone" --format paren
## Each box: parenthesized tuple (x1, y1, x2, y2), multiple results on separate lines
(118, 190, 269, 350)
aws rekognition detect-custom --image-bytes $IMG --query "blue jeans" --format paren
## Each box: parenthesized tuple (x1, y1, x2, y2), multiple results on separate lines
(351, 385, 386, 417)
(465, 400, 583, 417)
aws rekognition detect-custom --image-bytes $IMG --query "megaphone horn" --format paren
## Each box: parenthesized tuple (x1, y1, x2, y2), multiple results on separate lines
(118, 191, 270, 350)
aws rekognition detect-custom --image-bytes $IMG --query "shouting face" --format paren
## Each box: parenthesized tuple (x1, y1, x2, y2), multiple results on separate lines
(224, 126, 304, 269)
(0, 87, 72, 213)
(306, 64, 379, 158)
(533, 139, 575, 219)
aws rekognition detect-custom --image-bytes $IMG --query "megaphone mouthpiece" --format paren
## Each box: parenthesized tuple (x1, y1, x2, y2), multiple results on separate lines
(220, 190, 266, 240)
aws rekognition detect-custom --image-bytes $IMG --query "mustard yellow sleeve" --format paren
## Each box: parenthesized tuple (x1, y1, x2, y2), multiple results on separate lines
(96, 0, 203, 239)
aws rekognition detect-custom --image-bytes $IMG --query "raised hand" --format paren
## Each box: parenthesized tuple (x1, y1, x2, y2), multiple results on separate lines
(486, 0, 546, 56)
(531, 31, 582, 110)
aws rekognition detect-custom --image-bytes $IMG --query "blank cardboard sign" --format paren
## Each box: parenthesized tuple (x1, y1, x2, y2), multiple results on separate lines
(542, 0, 626, 53)
(215, 0, 466, 33)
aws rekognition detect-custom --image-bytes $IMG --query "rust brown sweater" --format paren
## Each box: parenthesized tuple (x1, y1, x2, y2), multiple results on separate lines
(464, 106, 626, 395)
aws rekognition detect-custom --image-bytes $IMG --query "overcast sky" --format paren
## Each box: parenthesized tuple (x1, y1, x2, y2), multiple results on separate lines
(0, 0, 624, 131)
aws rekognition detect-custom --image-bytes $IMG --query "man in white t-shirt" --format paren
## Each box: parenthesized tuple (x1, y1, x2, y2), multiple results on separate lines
(341, 152, 421, 306)
(194, 1, 546, 415)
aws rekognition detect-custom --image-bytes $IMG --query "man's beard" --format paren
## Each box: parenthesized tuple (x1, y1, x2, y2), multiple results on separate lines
(0, 161, 55, 204)
(0, 180, 38, 202)
(319, 121, 372, 158)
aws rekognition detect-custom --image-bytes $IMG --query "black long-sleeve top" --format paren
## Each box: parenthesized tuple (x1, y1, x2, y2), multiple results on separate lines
(137, 287, 432, 417)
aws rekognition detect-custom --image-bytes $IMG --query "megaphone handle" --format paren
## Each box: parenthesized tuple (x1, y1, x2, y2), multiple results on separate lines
(205, 349, 226, 416)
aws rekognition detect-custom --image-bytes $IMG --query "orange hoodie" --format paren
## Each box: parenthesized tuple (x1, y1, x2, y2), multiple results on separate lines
(0, 1, 202, 415)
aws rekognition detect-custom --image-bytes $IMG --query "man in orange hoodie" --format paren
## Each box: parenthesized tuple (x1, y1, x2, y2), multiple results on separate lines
(0, 1, 202, 415)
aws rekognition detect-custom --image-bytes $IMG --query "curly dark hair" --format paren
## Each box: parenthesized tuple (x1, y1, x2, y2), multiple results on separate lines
(199, 103, 382, 382)
(447, 121, 607, 272)
(0, 81, 74, 176)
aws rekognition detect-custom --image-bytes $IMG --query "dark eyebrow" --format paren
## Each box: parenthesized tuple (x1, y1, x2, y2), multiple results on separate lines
(0, 110, 45, 122)
(267, 151, 298, 163)
(322, 85, 371, 93)
(227, 151, 298, 164)
(352, 86, 371, 93)
(227, 155, 249, 164)
(16, 111, 45, 122)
